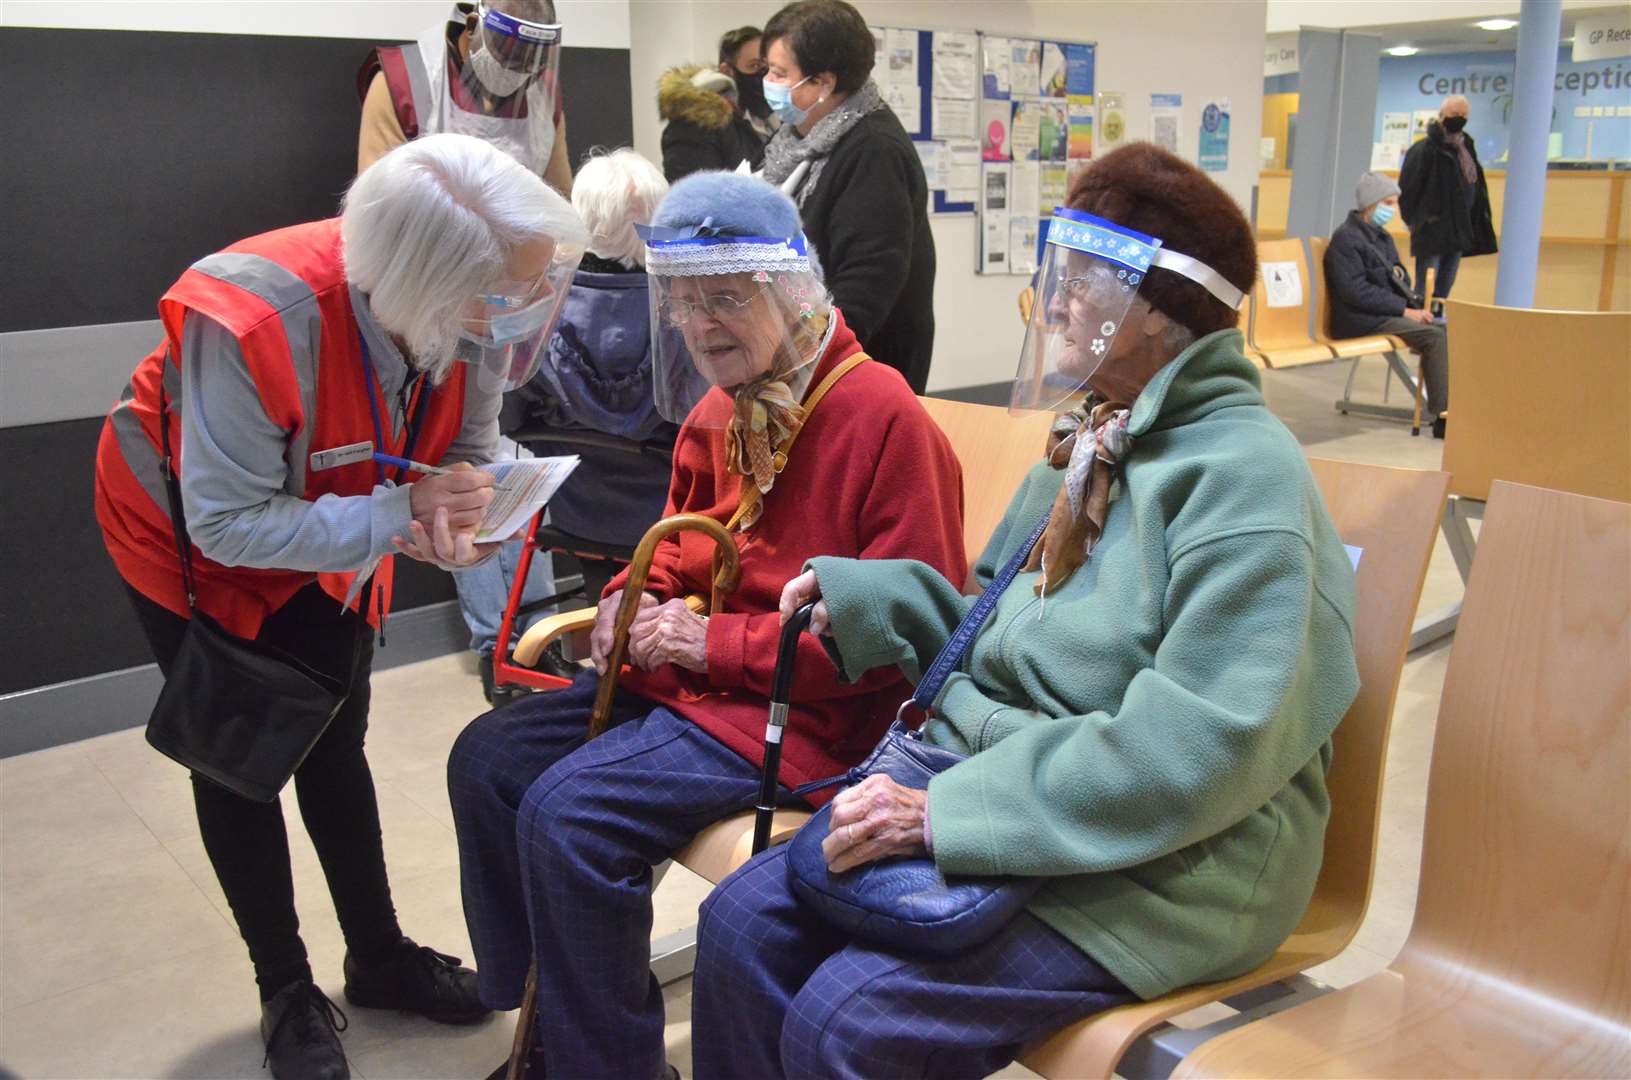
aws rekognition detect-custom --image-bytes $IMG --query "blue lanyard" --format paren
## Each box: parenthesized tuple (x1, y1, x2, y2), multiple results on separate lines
(358, 331, 428, 486)
(910, 513, 1051, 715)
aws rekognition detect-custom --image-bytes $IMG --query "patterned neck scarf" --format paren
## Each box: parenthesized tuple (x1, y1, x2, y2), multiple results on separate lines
(1023, 400, 1133, 595)
(722, 316, 833, 531)
(1443, 129, 1479, 187)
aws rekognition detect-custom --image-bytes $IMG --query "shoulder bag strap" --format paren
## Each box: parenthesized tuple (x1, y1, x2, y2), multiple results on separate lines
(156, 352, 199, 611)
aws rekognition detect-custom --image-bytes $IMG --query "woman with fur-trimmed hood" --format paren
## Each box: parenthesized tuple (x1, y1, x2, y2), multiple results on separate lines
(659, 63, 766, 182)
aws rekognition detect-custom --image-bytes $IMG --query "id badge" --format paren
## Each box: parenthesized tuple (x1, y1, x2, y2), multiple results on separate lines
(310, 440, 374, 472)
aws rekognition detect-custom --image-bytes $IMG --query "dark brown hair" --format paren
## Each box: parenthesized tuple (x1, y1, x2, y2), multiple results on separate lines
(1067, 143, 1256, 339)
(763, 0, 875, 93)
(718, 25, 762, 68)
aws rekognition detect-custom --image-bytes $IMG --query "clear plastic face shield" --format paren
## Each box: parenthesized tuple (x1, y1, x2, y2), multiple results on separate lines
(457, 236, 582, 392)
(640, 229, 831, 427)
(1012, 208, 1245, 413)
(464, 3, 562, 100)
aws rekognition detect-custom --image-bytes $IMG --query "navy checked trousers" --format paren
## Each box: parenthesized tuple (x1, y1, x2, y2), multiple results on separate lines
(447, 672, 780, 1078)
(692, 845, 1136, 1079)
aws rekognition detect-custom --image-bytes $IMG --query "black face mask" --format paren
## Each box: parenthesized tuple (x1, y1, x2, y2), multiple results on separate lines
(1441, 116, 1467, 134)
(732, 68, 770, 120)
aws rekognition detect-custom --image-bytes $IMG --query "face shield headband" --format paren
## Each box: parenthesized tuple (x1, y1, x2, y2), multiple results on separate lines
(466, 4, 562, 100)
(1011, 207, 1245, 414)
(638, 224, 828, 426)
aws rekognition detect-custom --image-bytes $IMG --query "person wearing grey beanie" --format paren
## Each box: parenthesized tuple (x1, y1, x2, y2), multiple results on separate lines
(1324, 171, 1450, 435)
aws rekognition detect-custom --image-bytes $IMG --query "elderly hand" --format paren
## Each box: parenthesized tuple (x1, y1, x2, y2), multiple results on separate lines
(1404, 307, 1436, 325)
(392, 505, 498, 569)
(628, 598, 710, 673)
(408, 462, 494, 533)
(822, 774, 929, 873)
(778, 570, 831, 636)
(590, 589, 657, 676)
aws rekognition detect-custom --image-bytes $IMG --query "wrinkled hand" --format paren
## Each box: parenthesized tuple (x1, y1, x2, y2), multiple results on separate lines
(392, 505, 499, 569)
(408, 462, 494, 533)
(1404, 307, 1436, 325)
(628, 598, 710, 673)
(590, 589, 656, 676)
(778, 570, 830, 637)
(822, 774, 929, 873)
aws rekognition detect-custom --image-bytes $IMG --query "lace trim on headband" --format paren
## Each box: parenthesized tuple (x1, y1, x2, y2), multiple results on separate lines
(646, 241, 811, 277)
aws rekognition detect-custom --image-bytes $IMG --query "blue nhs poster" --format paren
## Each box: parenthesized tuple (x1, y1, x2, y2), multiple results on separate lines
(1200, 99, 1231, 172)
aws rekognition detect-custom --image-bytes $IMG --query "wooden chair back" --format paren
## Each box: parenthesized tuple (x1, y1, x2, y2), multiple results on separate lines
(1172, 481, 1631, 1079)
(1410, 480, 1630, 1031)
(1022, 458, 1449, 1079)
(1440, 299, 1631, 503)
(918, 397, 1055, 565)
(1306, 236, 1341, 340)
(1249, 239, 1333, 366)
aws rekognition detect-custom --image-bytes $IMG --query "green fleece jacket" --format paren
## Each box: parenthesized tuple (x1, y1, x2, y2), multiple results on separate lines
(809, 329, 1359, 1000)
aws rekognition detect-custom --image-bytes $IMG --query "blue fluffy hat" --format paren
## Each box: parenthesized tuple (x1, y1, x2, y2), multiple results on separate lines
(644, 170, 824, 281)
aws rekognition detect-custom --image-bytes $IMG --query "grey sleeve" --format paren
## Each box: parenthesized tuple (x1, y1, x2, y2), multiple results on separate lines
(178, 313, 413, 572)
(440, 376, 502, 467)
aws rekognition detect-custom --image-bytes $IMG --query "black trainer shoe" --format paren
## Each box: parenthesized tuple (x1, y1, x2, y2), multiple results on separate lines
(479, 653, 496, 704)
(261, 980, 349, 1080)
(342, 936, 491, 1025)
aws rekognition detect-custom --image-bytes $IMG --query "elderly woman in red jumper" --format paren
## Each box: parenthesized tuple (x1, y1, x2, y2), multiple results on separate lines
(446, 169, 966, 1080)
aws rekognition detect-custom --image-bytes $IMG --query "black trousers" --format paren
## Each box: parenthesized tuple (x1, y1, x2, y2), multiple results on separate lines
(126, 581, 402, 999)
(1370, 315, 1450, 418)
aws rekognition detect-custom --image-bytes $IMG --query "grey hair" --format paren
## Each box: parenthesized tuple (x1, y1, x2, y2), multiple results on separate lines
(341, 133, 586, 381)
(571, 149, 669, 268)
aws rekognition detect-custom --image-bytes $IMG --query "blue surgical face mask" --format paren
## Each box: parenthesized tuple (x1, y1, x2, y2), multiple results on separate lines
(763, 74, 813, 125)
(1370, 203, 1397, 228)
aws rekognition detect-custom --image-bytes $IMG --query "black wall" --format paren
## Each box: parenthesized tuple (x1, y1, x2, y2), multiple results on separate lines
(1, 26, 633, 694)
(1, 27, 634, 332)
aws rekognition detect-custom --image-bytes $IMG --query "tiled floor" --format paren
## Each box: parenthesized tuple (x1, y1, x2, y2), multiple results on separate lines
(2, 357, 1454, 1079)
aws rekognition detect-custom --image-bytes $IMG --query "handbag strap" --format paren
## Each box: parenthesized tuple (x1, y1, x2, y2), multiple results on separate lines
(156, 356, 199, 611)
(909, 513, 1051, 716)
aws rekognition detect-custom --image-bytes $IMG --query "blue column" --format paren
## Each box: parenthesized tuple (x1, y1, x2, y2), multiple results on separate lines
(1494, 0, 1563, 308)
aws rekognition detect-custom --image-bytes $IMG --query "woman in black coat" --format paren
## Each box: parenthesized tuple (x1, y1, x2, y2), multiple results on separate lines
(759, 0, 936, 393)
(1398, 96, 1497, 302)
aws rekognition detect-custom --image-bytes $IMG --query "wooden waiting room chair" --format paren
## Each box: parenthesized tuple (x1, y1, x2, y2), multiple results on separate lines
(1305, 236, 1421, 428)
(1246, 238, 1335, 368)
(1410, 299, 1631, 650)
(1018, 458, 1449, 1080)
(1174, 481, 1631, 1080)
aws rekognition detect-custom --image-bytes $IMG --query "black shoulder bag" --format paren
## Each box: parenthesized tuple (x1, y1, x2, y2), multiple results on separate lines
(143, 380, 348, 803)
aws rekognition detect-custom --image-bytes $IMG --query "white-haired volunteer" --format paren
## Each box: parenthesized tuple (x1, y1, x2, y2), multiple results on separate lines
(93, 134, 586, 1080)
(447, 170, 967, 1079)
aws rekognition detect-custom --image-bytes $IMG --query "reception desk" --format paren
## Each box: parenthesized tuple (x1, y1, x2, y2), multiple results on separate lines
(1255, 168, 1630, 312)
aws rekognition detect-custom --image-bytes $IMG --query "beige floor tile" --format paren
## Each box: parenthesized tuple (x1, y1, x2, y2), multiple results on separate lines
(1305, 941, 1392, 989)
(0, 744, 164, 880)
(653, 862, 714, 941)
(0, 940, 266, 1079)
(1, 844, 236, 1011)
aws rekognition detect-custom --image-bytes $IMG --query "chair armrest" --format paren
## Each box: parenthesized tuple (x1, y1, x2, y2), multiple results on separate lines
(513, 607, 597, 667)
(512, 595, 710, 668)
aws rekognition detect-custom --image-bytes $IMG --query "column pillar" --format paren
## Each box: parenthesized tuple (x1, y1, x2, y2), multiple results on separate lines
(1494, 0, 1563, 308)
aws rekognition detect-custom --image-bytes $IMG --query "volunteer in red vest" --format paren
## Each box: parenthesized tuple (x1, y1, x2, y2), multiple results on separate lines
(446, 171, 968, 1079)
(93, 133, 586, 1080)
(357, 0, 572, 196)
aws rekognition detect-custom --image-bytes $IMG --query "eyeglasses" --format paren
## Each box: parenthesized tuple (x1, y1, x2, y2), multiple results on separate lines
(658, 285, 770, 327)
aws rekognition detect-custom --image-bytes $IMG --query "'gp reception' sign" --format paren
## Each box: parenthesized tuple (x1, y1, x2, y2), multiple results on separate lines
(1574, 11, 1631, 63)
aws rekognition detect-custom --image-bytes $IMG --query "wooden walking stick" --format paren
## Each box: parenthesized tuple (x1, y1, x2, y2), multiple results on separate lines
(506, 512, 741, 1080)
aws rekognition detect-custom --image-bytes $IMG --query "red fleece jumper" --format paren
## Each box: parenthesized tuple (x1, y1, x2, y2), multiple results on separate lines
(606, 310, 967, 801)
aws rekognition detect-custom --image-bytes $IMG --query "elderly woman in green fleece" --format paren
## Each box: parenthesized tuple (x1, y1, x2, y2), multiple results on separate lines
(687, 142, 1361, 1080)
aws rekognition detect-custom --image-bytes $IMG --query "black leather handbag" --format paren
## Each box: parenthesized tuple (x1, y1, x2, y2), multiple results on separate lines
(780, 514, 1053, 958)
(143, 384, 347, 803)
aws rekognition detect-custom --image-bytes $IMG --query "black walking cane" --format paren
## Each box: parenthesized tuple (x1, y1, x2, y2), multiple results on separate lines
(752, 603, 816, 855)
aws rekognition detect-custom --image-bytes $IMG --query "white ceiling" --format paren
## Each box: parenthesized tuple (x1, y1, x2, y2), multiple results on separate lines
(1267, 2, 1627, 56)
